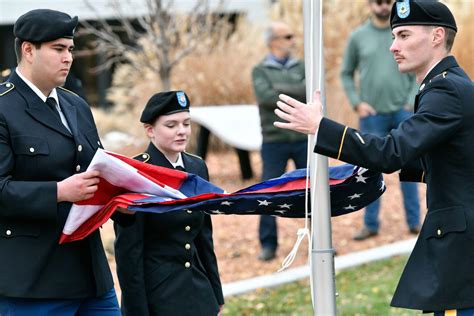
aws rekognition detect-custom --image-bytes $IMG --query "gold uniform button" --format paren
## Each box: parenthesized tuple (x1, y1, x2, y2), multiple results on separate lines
(185, 226, 191, 231)
(437, 229, 442, 236)
(186, 210, 192, 214)
(185, 262, 191, 268)
(142, 154, 148, 159)
(5, 83, 12, 88)
(76, 165, 81, 172)
(78, 145, 83, 152)
(29, 147, 35, 153)
(185, 243, 191, 250)
(6, 229, 12, 236)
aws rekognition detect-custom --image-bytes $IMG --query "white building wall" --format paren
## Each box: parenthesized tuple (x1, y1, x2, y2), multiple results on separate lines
(0, 0, 271, 25)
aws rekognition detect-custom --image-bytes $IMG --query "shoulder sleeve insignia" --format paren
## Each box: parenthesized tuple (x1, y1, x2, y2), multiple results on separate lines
(183, 152, 203, 160)
(133, 152, 150, 162)
(0, 82, 15, 97)
(58, 86, 79, 97)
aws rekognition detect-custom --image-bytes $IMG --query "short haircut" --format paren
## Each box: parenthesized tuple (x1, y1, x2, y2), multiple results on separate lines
(444, 27, 456, 52)
(424, 26, 456, 53)
(14, 38, 41, 63)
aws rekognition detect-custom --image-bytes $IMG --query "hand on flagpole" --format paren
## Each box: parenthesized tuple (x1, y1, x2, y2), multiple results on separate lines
(57, 170, 100, 202)
(274, 90, 323, 135)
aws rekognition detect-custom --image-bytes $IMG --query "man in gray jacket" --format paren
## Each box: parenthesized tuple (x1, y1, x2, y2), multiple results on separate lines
(251, 22, 307, 261)
(341, 0, 421, 241)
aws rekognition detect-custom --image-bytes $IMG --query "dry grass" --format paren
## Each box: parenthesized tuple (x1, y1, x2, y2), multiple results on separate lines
(94, 0, 473, 145)
(448, 0, 474, 76)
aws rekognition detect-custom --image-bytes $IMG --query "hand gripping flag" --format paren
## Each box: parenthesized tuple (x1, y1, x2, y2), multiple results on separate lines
(60, 149, 385, 243)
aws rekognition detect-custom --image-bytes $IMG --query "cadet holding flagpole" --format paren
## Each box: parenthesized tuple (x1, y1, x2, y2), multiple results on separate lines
(275, 0, 474, 313)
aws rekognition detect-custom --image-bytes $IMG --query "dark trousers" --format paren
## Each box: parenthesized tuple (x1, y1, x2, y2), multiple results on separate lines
(0, 289, 120, 316)
(259, 140, 307, 250)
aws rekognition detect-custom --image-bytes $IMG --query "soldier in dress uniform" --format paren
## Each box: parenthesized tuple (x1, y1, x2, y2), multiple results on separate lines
(274, 0, 474, 314)
(0, 9, 133, 315)
(114, 91, 224, 316)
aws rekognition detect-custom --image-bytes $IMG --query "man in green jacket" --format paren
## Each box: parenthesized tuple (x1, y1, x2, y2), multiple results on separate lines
(251, 21, 307, 261)
(341, 0, 421, 241)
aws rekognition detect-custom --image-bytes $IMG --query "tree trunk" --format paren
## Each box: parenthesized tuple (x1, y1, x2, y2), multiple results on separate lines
(160, 66, 171, 90)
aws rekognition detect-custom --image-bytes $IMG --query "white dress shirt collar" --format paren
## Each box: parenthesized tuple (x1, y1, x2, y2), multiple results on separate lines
(169, 152, 185, 169)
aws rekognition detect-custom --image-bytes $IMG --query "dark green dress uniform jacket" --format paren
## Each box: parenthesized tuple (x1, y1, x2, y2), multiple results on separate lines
(114, 143, 224, 316)
(315, 56, 474, 311)
(0, 71, 120, 299)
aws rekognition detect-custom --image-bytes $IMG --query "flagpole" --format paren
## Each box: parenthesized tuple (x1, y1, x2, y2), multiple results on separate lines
(303, 0, 337, 314)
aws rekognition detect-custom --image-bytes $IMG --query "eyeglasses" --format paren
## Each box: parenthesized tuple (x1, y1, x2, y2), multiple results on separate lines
(274, 34, 294, 41)
(373, 0, 392, 5)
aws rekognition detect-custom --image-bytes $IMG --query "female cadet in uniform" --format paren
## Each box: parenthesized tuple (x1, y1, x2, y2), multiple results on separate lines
(114, 91, 224, 316)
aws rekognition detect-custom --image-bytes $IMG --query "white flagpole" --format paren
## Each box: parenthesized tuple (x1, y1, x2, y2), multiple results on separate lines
(303, 0, 337, 314)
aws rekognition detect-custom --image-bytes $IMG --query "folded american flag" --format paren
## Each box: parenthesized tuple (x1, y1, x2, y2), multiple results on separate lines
(60, 149, 385, 243)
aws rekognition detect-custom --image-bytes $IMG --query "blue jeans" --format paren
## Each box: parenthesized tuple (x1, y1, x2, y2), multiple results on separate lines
(0, 289, 120, 316)
(359, 109, 420, 232)
(259, 140, 308, 250)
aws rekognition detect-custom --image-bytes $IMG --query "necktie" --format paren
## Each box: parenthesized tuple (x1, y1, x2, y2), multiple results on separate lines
(45, 97, 60, 119)
(175, 165, 185, 171)
(45, 97, 71, 132)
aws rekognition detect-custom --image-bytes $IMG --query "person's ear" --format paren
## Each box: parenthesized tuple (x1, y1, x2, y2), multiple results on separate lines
(22, 42, 35, 63)
(432, 27, 445, 48)
(144, 123, 154, 139)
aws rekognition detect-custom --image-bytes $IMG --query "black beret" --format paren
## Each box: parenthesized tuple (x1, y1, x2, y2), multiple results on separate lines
(140, 91, 191, 124)
(14, 9, 78, 42)
(391, 0, 457, 32)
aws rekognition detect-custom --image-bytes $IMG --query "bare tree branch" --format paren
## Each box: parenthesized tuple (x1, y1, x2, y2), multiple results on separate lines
(77, 0, 227, 90)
